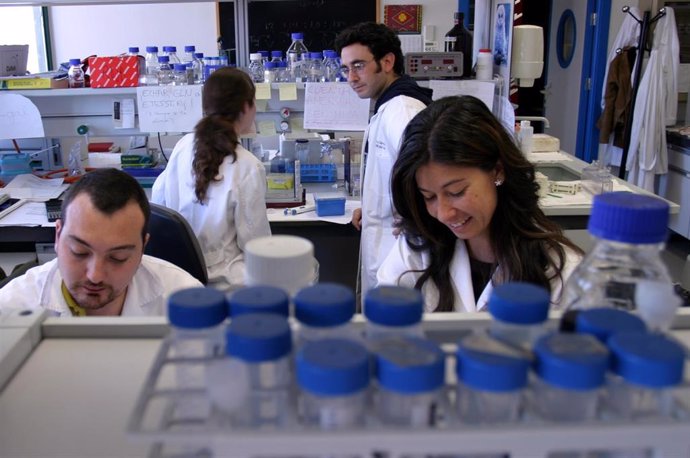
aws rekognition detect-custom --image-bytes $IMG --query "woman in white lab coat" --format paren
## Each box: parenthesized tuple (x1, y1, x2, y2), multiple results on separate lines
(377, 96, 583, 312)
(152, 68, 271, 293)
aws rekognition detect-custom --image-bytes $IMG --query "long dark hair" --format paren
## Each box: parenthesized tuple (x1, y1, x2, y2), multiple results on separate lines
(391, 96, 582, 311)
(193, 67, 255, 203)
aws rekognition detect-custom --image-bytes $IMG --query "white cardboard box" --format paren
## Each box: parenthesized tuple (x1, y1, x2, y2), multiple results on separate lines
(0, 45, 29, 77)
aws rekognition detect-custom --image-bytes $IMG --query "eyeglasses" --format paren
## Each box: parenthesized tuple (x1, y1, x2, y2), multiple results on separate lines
(339, 60, 374, 77)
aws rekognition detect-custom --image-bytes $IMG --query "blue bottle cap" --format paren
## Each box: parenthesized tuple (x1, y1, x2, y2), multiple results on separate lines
(608, 332, 685, 388)
(184, 45, 195, 52)
(271, 50, 283, 58)
(297, 339, 370, 396)
(374, 336, 445, 394)
(364, 286, 423, 327)
(173, 63, 187, 72)
(258, 50, 269, 57)
(291, 32, 305, 40)
(226, 313, 292, 362)
(277, 61, 288, 68)
(588, 192, 669, 244)
(163, 46, 177, 52)
(128, 47, 139, 53)
(168, 287, 227, 329)
(263, 61, 277, 69)
(310, 52, 323, 59)
(324, 50, 338, 58)
(194, 52, 204, 59)
(488, 282, 550, 324)
(534, 333, 610, 390)
(456, 332, 530, 392)
(294, 283, 355, 327)
(575, 308, 647, 343)
(146, 46, 158, 53)
(228, 286, 289, 318)
(158, 56, 170, 63)
(69, 58, 81, 66)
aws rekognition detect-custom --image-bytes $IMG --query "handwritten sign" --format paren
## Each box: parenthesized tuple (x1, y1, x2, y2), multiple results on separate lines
(303, 82, 370, 131)
(136, 85, 203, 133)
(0, 93, 44, 139)
(428, 80, 496, 112)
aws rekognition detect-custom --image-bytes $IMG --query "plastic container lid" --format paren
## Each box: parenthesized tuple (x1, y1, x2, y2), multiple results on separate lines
(173, 63, 187, 72)
(146, 46, 158, 53)
(310, 52, 323, 59)
(258, 50, 269, 57)
(533, 333, 610, 390)
(364, 286, 424, 327)
(291, 32, 305, 40)
(228, 285, 290, 318)
(264, 61, 277, 69)
(158, 56, 170, 63)
(69, 59, 81, 66)
(194, 52, 204, 59)
(588, 192, 669, 244)
(456, 332, 530, 392)
(608, 332, 685, 388)
(294, 283, 355, 327)
(168, 287, 227, 329)
(488, 282, 550, 325)
(226, 313, 292, 362)
(163, 46, 177, 52)
(324, 50, 338, 58)
(271, 50, 283, 58)
(184, 45, 195, 52)
(575, 308, 647, 343)
(296, 338, 370, 396)
(128, 47, 139, 53)
(375, 336, 445, 394)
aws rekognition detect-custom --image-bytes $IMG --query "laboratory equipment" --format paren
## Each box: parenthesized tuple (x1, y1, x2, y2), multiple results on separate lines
(364, 286, 425, 342)
(293, 283, 358, 347)
(511, 25, 544, 87)
(227, 285, 290, 317)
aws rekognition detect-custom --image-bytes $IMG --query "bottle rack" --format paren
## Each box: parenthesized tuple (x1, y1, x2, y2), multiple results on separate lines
(127, 317, 690, 458)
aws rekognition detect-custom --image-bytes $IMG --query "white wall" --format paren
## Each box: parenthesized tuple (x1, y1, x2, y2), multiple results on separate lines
(49, 2, 218, 64)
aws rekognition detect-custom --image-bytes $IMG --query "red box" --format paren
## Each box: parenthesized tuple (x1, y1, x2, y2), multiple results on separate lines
(88, 56, 142, 88)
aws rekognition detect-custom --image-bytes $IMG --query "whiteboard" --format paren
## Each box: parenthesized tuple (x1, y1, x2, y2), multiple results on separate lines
(136, 85, 202, 133)
(303, 82, 370, 131)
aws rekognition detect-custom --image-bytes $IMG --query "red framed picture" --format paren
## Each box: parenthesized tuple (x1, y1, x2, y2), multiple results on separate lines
(384, 5, 423, 34)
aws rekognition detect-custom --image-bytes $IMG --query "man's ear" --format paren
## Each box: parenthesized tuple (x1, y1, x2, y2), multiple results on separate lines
(380, 51, 396, 73)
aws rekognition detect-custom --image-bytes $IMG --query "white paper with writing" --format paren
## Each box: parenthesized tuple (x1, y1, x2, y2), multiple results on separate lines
(136, 85, 203, 133)
(428, 80, 496, 111)
(303, 82, 370, 131)
(0, 93, 45, 139)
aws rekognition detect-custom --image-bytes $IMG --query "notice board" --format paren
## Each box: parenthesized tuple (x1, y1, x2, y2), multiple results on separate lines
(246, 0, 377, 53)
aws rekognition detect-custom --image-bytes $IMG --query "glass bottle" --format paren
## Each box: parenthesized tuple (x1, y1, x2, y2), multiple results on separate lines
(67, 58, 85, 88)
(157, 55, 173, 85)
(286, 32, 309, 82)
(444, 12, 473, 78)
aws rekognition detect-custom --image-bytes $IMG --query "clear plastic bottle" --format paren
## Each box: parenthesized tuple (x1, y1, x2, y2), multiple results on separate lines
(604, 331, 686, 420)
(573, 307, 647, 343)
(194, 52, 205, 82)
(203, 56, 215, 80)
(374, 336, 446, 427)
(67, 58, 85, 88)
(518, 120, 533, 155)
(126, 47, 139, 57)
(306, 51, 323, 82)
(276, 61, 289, 82)
(248, 53, 265, 83)
(167, 287, 227, 418)
(487, 281, 550, 351)
(157, 55, 173, 85)
(263, 61, 277, 83)
(183, 45, 203, 84)
(258, 50, 270, 64)
(286, 32, 309, 82)
(162, 45, 181, 64)
(227, 285, 290, 318)
(270, 50, 283, 63)
(293, 283, 359, 347)
(561, 192, 679, 331)
(296, 338, 370, 430)
(363, 286, 425, 342)
(531, 332, 610, 422)
(216, 313, 293, 428)
(455, 332, 530, 424)
(322, 50, 341, 82)
(141, 46, 159, 86)
(171, 63, 189, 85)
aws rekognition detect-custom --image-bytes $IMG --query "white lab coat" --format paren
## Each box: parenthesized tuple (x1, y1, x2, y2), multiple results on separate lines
(0, 256, 202, 316)
(359, 95, 427, 295)
(377, 236, 582, 312)
(626, 8, 680, 191)
(599, 7, 641, 167)
(152, 133, 272, 293)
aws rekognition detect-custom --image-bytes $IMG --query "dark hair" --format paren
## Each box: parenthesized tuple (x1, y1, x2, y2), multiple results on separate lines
(61, 168, 150, 241)
(193, 67, 256, 203)
(334, 22, 405, 75)
(392, 96, 582, 311)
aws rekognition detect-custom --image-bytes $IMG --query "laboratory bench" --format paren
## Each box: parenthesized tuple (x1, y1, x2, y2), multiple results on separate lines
(1, 309, 690, 458)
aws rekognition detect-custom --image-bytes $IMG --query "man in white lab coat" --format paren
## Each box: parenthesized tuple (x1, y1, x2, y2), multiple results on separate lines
(335, 22, 433, 298)
(0, 169, 202, 316)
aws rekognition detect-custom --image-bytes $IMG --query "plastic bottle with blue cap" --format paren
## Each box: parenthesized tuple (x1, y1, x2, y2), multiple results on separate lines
(167, 287, 228, 418)
(293, 283, 360, 347)
(603, 331, 686, 420)
(207, 313, 293, 428)
(573, 307, 647, 343)
(488, 281, 551, 351)
(561, 192, 680, 331)
(296, 338, 370, 429)
(227, 285, 290, 318)
(374, 336, 446, 427)
(363, 286, 425, 342)
(532, 333, 610, 422)
(455, 332, 531, 424)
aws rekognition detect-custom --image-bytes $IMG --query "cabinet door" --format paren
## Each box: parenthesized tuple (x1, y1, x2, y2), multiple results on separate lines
(660, 165, 690, 238)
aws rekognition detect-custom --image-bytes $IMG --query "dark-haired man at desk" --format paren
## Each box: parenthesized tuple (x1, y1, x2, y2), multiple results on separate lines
(0, 168, 202, 316)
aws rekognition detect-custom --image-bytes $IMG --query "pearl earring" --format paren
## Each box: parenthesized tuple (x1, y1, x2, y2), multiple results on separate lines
(495, 179, 504, 186)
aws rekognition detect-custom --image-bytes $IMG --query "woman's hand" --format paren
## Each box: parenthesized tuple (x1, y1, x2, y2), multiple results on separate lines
(351, 207, 362, 230)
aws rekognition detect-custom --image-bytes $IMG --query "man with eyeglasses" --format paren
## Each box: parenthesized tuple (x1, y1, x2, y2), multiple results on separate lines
(335, 22, 433, 298)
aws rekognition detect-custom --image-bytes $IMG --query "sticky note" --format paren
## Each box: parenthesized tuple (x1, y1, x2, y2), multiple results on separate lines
(255, 99, 268, 112)
(278, 83, 298, 101)
(258, 120, 276, 135)
(255, 83, 272, 100)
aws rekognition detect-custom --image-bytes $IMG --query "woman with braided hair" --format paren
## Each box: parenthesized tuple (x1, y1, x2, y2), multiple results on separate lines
(152, 67, 271, 292)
